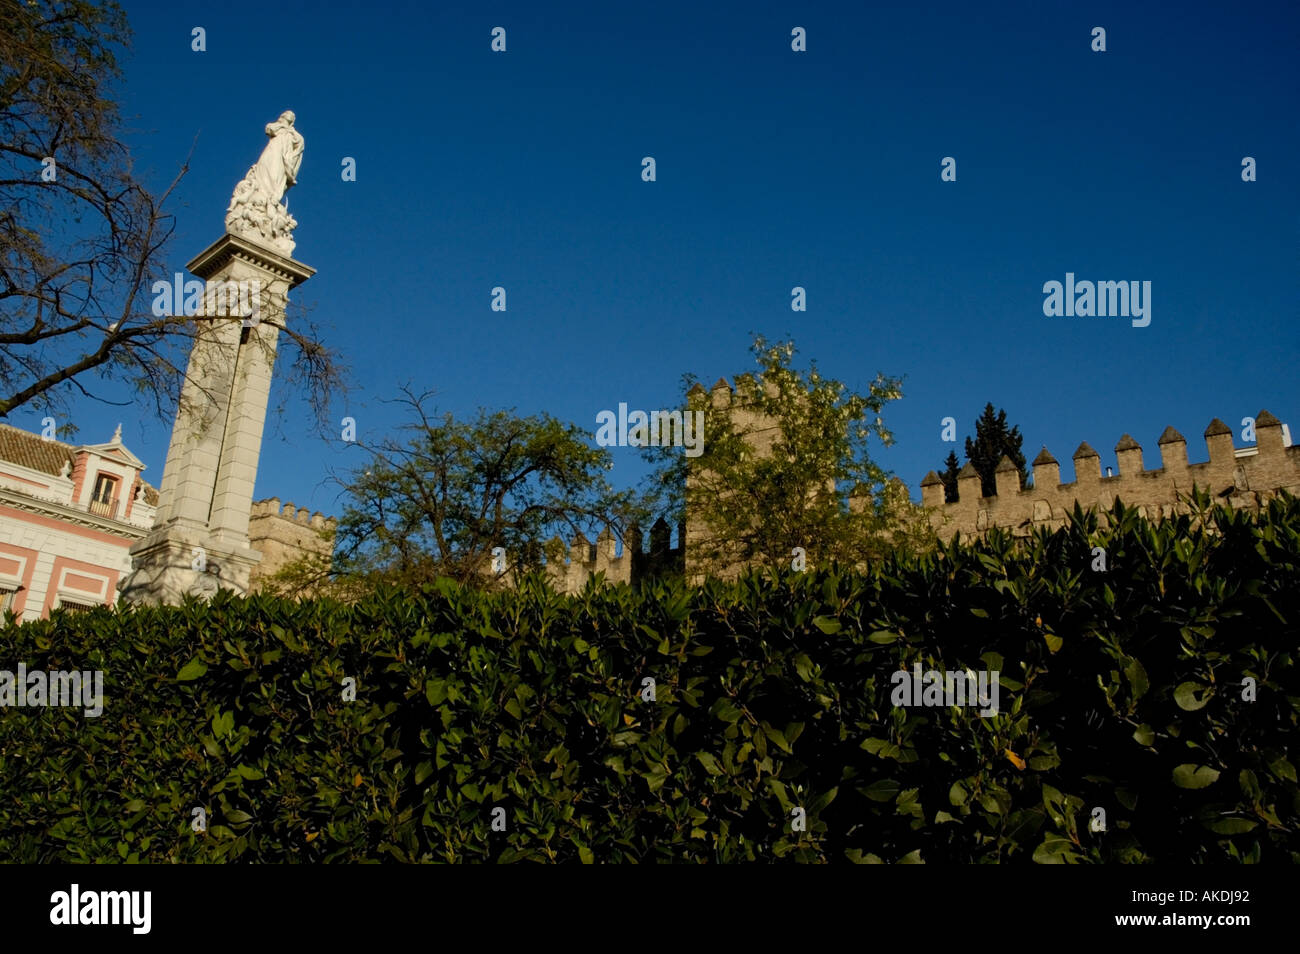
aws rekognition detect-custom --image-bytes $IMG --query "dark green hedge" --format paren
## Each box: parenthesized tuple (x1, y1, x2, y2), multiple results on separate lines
(1, 493, 1297, 862)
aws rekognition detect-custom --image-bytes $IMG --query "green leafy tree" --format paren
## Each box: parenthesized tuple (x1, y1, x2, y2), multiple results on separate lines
(963, 403, 1027, 498)
(329, 387, 642, 589)
(644, 336, 933, 578)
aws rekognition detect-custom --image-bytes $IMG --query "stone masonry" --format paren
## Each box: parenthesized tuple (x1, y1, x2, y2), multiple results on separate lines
(121, 234, 315, 604)
(920, 411, 1299, 540)
(247, 498, 338, 594)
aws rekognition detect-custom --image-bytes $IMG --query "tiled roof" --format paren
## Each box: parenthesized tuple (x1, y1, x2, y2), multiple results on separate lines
(0, 422, 74, 476)
(0, 422, 159, 505)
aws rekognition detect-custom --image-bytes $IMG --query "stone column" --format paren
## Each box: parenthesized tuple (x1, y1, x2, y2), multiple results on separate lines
(122, 234, 314, 604)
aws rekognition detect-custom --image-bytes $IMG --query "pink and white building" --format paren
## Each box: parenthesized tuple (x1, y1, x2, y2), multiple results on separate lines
(0, 422, 158, 620)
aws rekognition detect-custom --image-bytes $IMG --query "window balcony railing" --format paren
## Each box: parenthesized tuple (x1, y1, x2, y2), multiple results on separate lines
(87, 498, 119, 520)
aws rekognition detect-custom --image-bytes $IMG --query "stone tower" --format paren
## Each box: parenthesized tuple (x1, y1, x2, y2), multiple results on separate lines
(121, 112, 314, 604)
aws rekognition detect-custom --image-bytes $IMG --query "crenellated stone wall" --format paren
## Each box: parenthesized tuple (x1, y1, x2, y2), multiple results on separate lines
(486, 518, 684, 594)
(539, 518, 684, 593)
(920, 411, 1299, 539)
(246, 497, 337, 594)
(255, 403, 1298, 597)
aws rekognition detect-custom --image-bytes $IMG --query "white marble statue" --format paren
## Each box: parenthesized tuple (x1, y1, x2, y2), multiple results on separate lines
(225, 111, 304, 254)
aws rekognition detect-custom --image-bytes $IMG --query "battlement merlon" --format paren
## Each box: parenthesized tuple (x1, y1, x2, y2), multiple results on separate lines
(249, 497, 339, 531)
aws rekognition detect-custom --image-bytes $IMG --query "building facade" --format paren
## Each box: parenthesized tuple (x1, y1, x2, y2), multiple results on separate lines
(0, 423, 158, 620)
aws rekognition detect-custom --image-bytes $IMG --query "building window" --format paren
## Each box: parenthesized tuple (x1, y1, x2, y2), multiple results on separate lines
(89, 473, 119, 519)
(92, 473, 116, 502)
(0, 588, 15, 614)
(56, 598, 98, 614)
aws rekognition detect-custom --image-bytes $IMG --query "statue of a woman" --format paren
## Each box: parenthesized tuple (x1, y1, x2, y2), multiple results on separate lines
(249, 110, 304, 206)
(226, 110, 305, 253)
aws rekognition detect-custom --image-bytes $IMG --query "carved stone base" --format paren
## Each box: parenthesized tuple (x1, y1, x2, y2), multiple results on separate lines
(119, 526, 262, 605)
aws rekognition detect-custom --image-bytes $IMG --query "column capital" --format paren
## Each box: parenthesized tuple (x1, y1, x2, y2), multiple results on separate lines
(187, 232, 315, 288)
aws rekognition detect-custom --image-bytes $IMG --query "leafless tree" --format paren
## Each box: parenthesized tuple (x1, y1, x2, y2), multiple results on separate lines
(0, 0, 343, 433)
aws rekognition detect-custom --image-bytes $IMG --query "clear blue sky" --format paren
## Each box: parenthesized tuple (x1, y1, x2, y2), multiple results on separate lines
(32, 0, 1300, 519)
